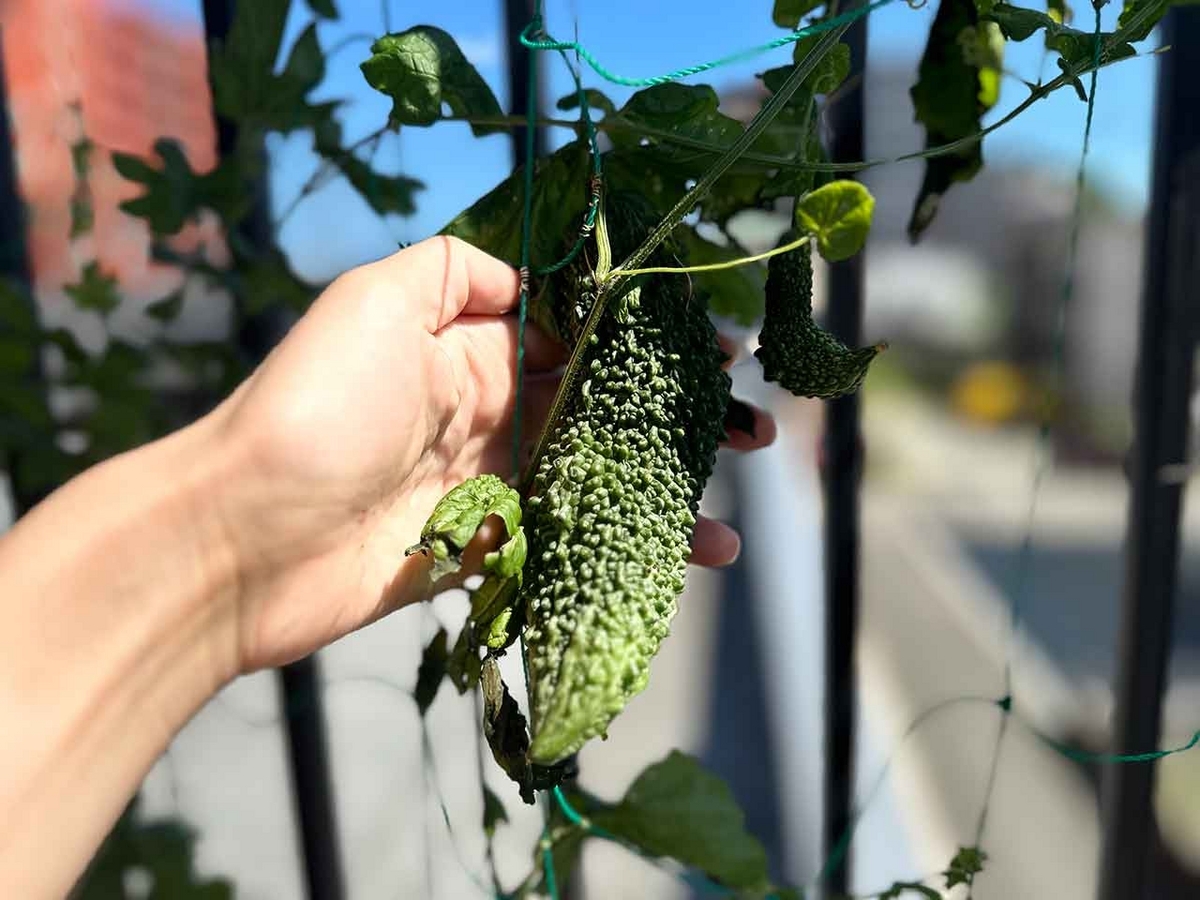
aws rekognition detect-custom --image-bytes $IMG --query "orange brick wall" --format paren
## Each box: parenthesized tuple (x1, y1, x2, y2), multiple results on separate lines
(1, 0, 220, 299)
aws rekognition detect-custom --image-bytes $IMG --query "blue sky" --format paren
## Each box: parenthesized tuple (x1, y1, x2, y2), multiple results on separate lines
(126, 0, 1160, 281)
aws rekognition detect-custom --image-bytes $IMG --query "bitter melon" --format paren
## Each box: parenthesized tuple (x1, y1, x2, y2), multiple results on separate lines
(755, 234, 883, 399)
(521, 193, 732, 765)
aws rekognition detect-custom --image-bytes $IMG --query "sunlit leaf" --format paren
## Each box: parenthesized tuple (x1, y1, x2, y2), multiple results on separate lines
(404, 474, 523, 581)
(592, 751, 771, 892)
(441, 139, 591, 273)
(361, 26, 505, 135)
(794, 180, 874, 261)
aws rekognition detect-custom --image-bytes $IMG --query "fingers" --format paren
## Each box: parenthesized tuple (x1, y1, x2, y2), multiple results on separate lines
(717, 333, 741, 370)
(377, 236, 522, 331)
(722, 399, 777, 452)
(690, 516, 741, 567)
(515, 319, 569, 373)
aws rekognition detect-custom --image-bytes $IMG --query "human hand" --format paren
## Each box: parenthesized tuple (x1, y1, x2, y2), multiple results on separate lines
(207, 236, 775, 674)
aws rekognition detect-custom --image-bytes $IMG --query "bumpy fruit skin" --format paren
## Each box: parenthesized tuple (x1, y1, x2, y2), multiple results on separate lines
(755, 235, 882, 399)
(522, 195, 731, 765)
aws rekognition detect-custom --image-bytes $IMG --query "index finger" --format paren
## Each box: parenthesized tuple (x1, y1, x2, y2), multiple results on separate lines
(373, 235, 522, 331)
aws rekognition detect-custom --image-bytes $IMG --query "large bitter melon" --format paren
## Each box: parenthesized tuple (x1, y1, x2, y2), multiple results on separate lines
(755, 234, 883, 399)
(521, 194, 732, 765)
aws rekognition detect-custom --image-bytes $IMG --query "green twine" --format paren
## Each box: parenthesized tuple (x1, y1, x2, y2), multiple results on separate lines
(532, 47, 603, 278)
(540, 825, 560, 900)
(511, 7, 540, 481)
(520, 0, 897, 88)
(1040, 728, 1200, 765)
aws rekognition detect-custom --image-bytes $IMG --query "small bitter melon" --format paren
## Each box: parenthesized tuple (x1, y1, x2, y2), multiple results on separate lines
(755, 234, 883, 399)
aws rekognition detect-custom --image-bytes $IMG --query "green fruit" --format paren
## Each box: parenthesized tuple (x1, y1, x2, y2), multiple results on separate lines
(521, 194, 731, 764)
(755, 235, 883, 399)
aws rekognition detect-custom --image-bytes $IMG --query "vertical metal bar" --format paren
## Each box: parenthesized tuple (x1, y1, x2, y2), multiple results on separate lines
(1098, 9, 1200, 900)
(821, 15, 868, 897)
(0, 34, 52, 515)
(503, 0, 545, 162)
(0, 39, 29, 288)
(201, 5, 345, 900)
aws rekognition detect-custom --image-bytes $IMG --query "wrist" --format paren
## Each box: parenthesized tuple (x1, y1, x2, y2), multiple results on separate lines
(0, 416, 241, 897)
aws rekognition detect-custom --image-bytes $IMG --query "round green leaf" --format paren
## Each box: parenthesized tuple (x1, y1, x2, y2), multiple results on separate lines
(793, 180, 875, 262)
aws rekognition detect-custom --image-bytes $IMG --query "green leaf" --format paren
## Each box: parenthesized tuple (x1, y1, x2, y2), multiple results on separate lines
(556, 87, 617, 117)
(482, 786, 508, 837)
(405, 474, 523, 581)
(610, 84, 743, 176)
(773, 0, 825, 28)
(114, 139, 247, 234)
(86, 394, 159, 458)
(908, 0, 1000, 240)
(446, 624, 482, 693)
(1047, 0, 1070, 25)
(361, 27, 504, 135)
(145, 290, 185, 323)
(0, 278, 38, 335)
(470, 573, 522, 650)
(306, 0, 338, 17)
(483, 526, 527, 581)
(339, 155, 424, 216)
(592, 751, 771, 891)
(209, 2, 331, 134)
(69, 136, 93, 239)
(414, 627, 449, 715)
(790, 37, 851, 92)
(238, 247, 318, 315)
(441, 140, 591, 270)
(1117, 0, 1169, 42)
(943, 845, 987, 889)
(794, 180, 874, 261)
(65, 262, 120, 315)
(76, 339, 145, 393)
(985, 3, 1138, 66)
(678, 228, 765, 325)
(0, 336, 35, 375)
(73, 797, 235, 899)
(481, 657, 534, 803)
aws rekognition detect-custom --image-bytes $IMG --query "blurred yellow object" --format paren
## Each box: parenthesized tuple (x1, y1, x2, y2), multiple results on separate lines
(950, 361, 1027, 425)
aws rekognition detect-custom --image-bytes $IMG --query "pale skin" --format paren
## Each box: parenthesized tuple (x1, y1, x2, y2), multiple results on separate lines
(0, 236, 776, 899)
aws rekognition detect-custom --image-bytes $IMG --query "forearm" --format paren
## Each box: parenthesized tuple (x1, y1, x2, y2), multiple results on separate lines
(0, 417, 239, 899)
